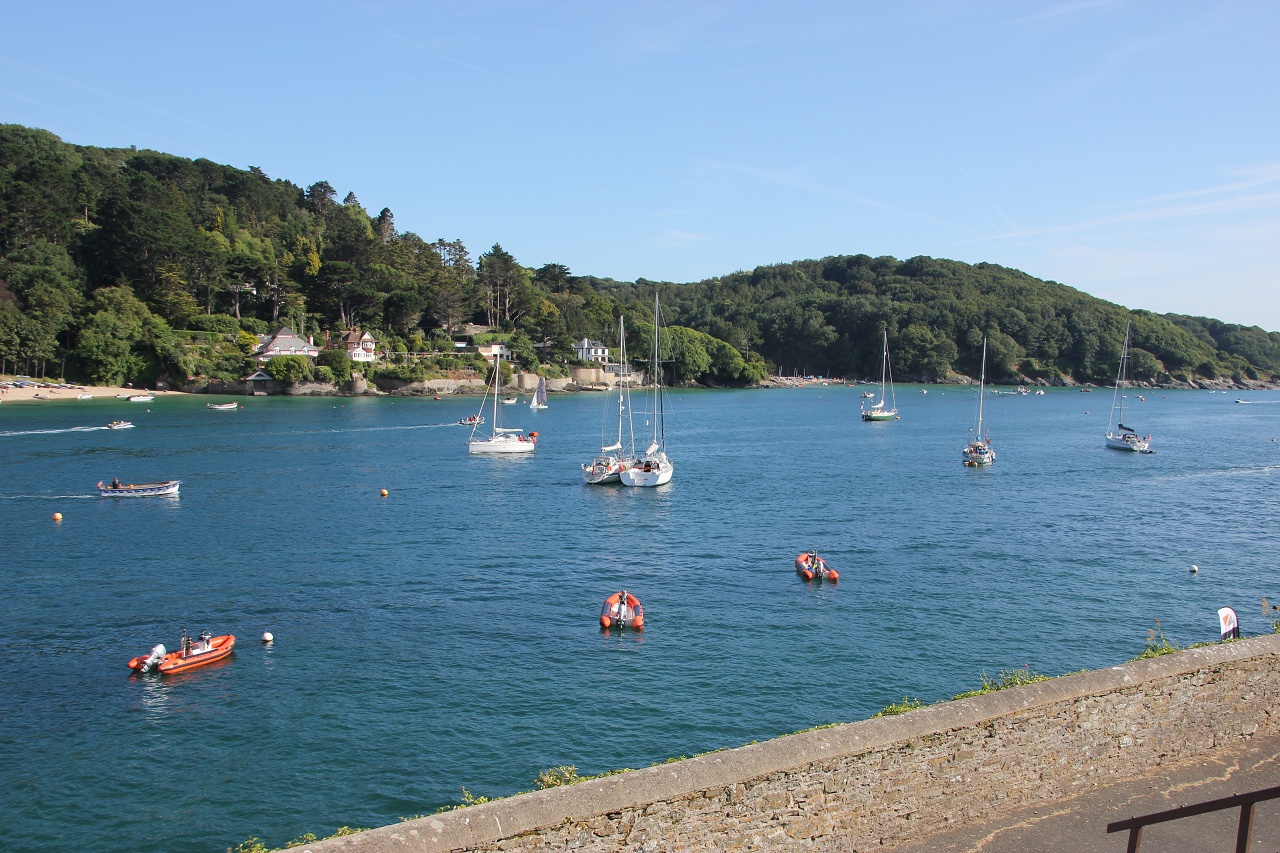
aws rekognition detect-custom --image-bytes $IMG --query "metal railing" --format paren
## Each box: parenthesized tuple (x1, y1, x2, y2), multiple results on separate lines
(1107, 783, 1280, 852)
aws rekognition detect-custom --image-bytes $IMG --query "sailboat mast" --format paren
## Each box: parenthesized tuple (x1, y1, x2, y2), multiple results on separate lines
(1108, 320, 1130, 433)
(977, 337, 987, 437)
(492, 349, 500, 434)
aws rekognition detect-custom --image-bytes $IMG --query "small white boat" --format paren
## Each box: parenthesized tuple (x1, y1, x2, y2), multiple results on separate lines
(500, 397, 518, 405)
(619, 293, 674, 487)
(97, 479, 181, 497)
(861, 330, 898, 422)
(468, 352, 537, 455)
(529, 376, 549, 410)
(583, 315, 635, 485)
(1105, 321, 1153, 453)
(962, 338, 995, 467)
(128, 394, 155, 403)
(77, 393, 93, 400)
(107, 420, 134, 430)
(1035, 389, 1046, 396)
(206, 402, 239, 410)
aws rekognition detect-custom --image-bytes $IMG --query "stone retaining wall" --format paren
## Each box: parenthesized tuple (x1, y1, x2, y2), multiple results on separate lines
(304, 635, 1280, 852)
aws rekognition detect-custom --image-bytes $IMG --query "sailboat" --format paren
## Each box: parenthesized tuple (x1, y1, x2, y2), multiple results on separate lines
(1105, 320, 1153, 453)
(582, 316, 635, 485)
(468, 351, 537, 454)
(529, 376, 549, 410)
(962, 338, 995, 467)
(619, 294, 673, 487)
(861, 330, 898, 421)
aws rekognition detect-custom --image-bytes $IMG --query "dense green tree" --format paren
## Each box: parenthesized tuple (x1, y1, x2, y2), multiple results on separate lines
(317, 347, 353, 381)
(264, 354, 314, 382)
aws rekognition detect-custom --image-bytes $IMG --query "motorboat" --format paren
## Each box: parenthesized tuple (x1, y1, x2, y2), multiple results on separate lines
(206, 402, 239, 410)
(500, 397, 518, 405)
(795, 551, 839, 582)
(600, 591, 644, 630)
(458, 415, 484, 426)
(128, 394, 155, 402)
(127, 631, 234, 674)
(107, 420, 134, 429)
(97, 479, 181, 496)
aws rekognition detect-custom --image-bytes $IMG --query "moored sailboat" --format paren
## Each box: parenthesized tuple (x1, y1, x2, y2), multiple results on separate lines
(583, 316, 635, 485)
(468, 351, 537, 454)
(962, 338, 995, 467)
(619, 294, 673, 487)
(861, 330, 898, 422)
(1104, 320, 1153, 453)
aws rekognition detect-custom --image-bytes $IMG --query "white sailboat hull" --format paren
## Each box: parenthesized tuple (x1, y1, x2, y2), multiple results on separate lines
(469, 435, 537, 454)
(962, 441, 994, 466)
(1105, 431, 1152, 453)
(619, 454, 672, 487)
(582, 454, 627, 484)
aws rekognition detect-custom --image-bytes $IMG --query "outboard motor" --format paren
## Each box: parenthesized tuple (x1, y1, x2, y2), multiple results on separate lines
(139, 644, 167, 673)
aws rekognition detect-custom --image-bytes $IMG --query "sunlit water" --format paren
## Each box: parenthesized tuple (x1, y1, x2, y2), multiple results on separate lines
(1, 386, 1277, 852)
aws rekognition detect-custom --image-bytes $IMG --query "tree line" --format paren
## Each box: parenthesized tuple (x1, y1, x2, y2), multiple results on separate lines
(1, 123, 1276, 388)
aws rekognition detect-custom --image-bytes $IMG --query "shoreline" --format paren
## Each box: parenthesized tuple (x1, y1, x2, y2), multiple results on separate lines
(0, 382, 188, 403)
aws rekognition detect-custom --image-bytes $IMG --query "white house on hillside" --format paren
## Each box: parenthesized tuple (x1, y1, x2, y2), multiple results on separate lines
(475, 342, 512, 364)
(331, 329, 377, 363)
(574, 338, 609, 363)
(254, 327, 320, 364)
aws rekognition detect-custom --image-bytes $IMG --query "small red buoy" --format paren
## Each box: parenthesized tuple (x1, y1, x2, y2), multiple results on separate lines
(380, 489, 388, 497)
(52, 512, 63, 522)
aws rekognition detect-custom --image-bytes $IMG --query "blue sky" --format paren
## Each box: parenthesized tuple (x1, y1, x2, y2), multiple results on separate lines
(2, 1, 1277, 330)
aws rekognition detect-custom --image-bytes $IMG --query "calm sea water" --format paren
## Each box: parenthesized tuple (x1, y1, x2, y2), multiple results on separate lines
(1, 385, 1277, 852)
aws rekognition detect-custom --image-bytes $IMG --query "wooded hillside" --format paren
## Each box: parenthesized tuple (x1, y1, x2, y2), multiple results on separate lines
(1, 124, 1276, 387)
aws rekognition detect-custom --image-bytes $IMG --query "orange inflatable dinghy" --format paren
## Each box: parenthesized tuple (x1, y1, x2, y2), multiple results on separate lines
(128, 631, 235, 674)
(795, 551, 839, 582)
(600, 591, 644, 630)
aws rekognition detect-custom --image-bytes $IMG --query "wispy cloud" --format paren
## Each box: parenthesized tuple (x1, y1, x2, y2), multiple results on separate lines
(703, 160, 987, 237)
(364, 24, 518, 83)
(1012, 0, 1124, 25)
(656, 227, 710, 248)
(961, 163, 1280, 248)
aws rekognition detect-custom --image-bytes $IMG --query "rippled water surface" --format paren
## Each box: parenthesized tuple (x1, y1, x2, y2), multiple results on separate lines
(1, 386, 1277, 851)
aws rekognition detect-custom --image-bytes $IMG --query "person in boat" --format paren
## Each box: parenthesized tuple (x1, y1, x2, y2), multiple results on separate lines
(806, 551, 819, 573)
(111, 477, 121, 489)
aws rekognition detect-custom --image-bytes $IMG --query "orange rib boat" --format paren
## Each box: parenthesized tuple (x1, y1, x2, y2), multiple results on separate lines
(127, 632, 235, 674)
(795, 551, 839, 582)
(600, 591, 644, 630)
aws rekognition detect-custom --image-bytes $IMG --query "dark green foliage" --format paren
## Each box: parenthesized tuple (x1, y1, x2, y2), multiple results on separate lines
(264, 355, 314, 383)
(316, 348, 353, 381)
(190, 313, 241, 334)
(0, 122, 1273, 388)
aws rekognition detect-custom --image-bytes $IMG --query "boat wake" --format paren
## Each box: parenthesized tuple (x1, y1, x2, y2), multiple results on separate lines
(0, 493, 99, 500)
(0, 425, 111, 437)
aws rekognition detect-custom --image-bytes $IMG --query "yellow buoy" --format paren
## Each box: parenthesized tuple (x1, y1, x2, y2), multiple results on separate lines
(52, 512, 63, 522)
(380, 489, 388, 497)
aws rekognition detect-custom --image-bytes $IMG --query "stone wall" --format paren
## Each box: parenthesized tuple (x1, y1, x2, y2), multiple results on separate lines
(303, 635, 1280, 853)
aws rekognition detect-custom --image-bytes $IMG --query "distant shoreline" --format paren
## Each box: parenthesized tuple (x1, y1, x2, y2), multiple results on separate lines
(0, 381, 188, 402)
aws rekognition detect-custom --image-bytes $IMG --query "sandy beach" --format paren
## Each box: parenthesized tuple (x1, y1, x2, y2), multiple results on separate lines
(0, 382, 188, 403)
